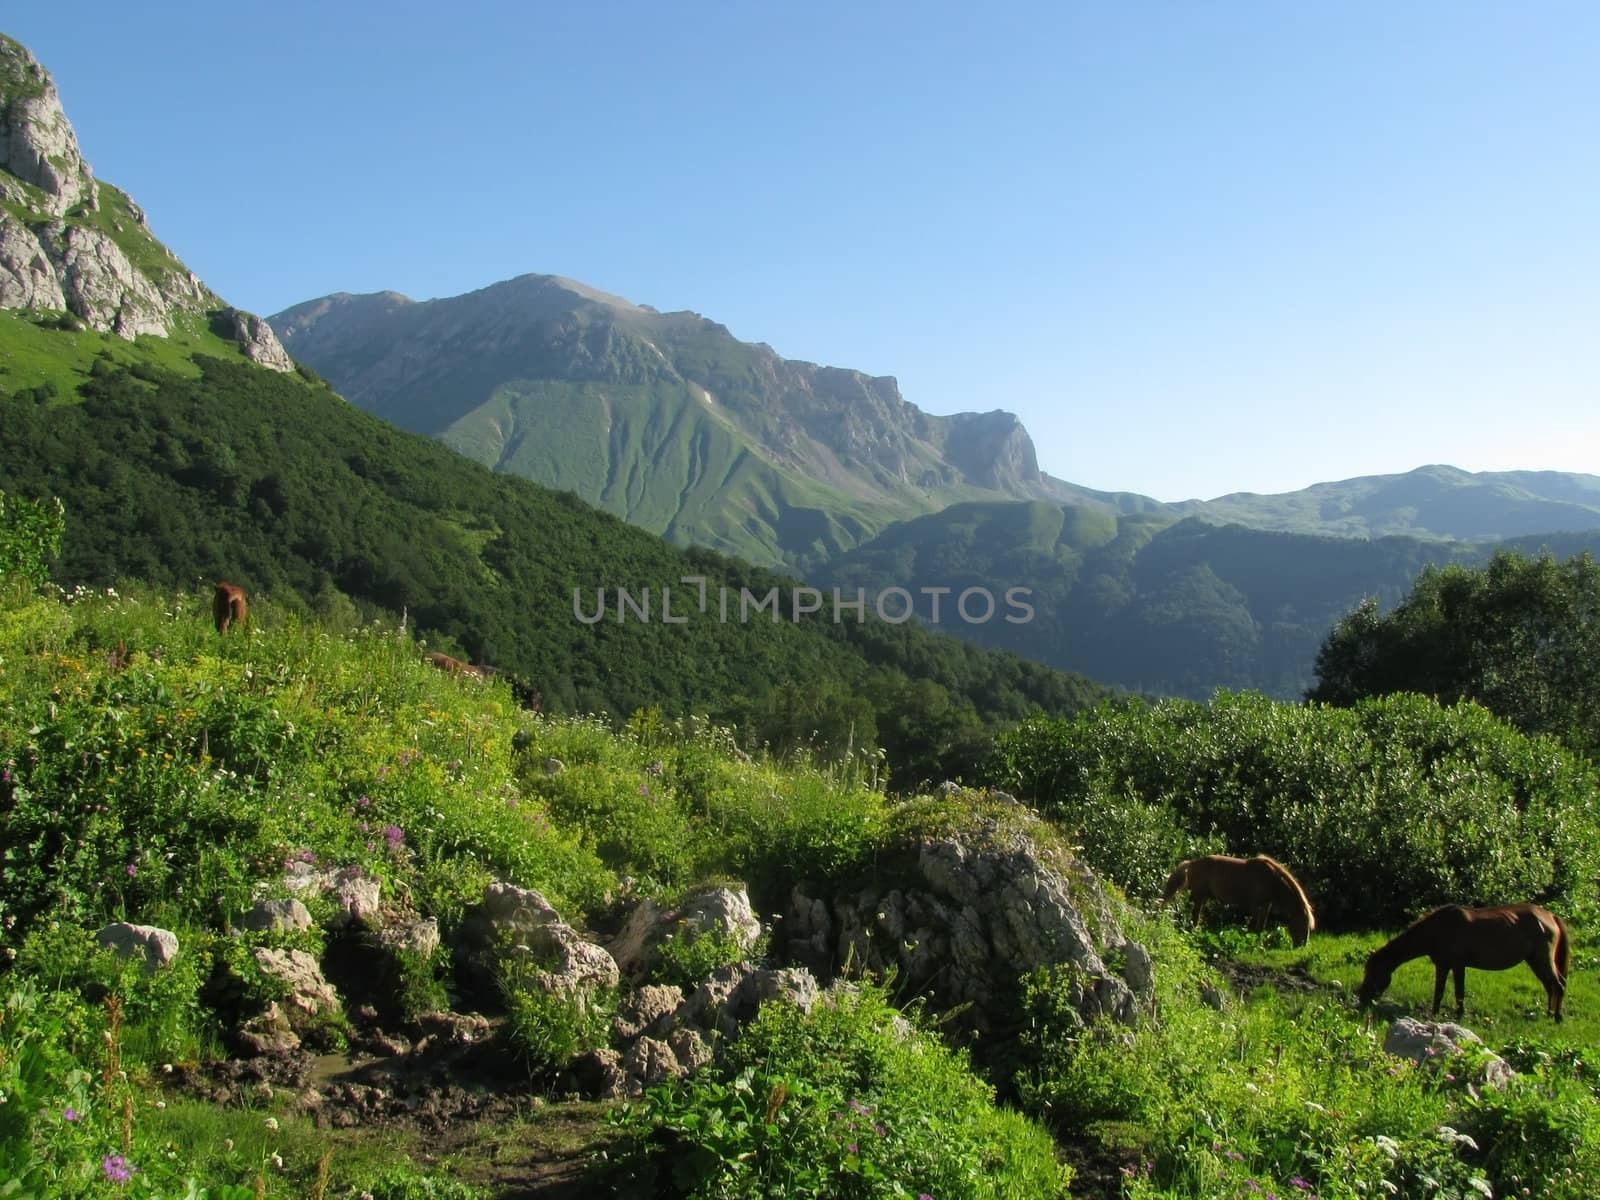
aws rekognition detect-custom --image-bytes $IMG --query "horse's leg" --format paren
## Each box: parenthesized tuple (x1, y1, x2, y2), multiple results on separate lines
(1452, 965, 1467, 1018)
(1529, 954, 1566, 1022)
(1431, 963, 1448, 1015)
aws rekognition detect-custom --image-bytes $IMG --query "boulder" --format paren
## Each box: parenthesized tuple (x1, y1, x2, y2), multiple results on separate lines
(96, 922, 179, 969)
(281, 863, 382, 929)
(460, 882, 618, 994)
(252, 947, 340, 1021)
(1382, 1018, 1515, 1090)
(782, 809, 1150, 1038)
(608, 885, 764, 981)
(241, 898, 313, 934)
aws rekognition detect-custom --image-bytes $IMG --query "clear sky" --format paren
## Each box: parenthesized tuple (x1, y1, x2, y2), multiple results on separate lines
(8, 3, 1597, 502)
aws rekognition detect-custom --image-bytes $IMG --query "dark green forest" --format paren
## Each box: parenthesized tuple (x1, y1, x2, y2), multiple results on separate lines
(0, 352, 1107, 782)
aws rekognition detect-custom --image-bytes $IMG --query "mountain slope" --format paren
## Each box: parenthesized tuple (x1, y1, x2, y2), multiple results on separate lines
(269, 279, 1152, 568)
(0, 32, 292, 379)
(1180, 464, 1600, 541)
(814, 500, 1600, 700)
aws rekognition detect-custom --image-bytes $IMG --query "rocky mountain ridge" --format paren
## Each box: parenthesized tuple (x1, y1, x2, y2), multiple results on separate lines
(270, 276, 1150, 567)
(0, 33, 291, 369)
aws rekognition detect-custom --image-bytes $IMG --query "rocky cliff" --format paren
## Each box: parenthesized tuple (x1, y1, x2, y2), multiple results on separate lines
(0, 33, 291, 369)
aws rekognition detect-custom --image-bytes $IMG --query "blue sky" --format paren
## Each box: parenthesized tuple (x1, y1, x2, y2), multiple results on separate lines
(9, 3, 1597, 502)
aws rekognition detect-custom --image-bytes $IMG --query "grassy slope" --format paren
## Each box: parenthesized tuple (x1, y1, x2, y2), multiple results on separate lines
(440, 377, 888, 565)
(4, 586, 1598, 1200)
(0, 308, 249, 393)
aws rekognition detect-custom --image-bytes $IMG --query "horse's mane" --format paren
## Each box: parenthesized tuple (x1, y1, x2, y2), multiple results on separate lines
(1253, 855, 1316, 935)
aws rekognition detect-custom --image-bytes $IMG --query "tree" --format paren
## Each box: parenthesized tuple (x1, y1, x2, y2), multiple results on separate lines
(1309, 550, 1600, 761)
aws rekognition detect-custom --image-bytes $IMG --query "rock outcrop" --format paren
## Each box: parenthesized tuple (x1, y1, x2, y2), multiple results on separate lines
(460, 881, 619, 995)
(0, 34, 292, 368)
(782, 795, 1152, 1036)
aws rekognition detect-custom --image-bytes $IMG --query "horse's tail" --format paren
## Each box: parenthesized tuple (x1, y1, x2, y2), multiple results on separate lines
(1553, 911, 1571, 983)
(1162, 861, 1192, 901)
(1255, 855, 1316, 946)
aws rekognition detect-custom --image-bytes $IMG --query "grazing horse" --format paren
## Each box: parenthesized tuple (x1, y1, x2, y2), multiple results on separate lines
(1355, 903, 1568, 1022)
(212, 582, 248, 634)
(423, 650, 485, 678)
(1163, 854, 1317, 947)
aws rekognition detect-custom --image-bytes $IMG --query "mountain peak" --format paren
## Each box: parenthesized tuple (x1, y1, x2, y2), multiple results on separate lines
(0, 33, 95, 216)
(0, 31, 292, 368)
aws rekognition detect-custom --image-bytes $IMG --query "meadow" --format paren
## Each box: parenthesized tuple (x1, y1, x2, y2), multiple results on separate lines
(2, 580, 1597, 1198)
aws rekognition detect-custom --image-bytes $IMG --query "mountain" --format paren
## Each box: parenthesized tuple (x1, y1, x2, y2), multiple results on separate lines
(813, 500, 1600, 700)
(0, 34, 291, 375)
(1180, 464, 1600, 542)
(269, 278, 1158, 569)
(0, 32, 1108, 781)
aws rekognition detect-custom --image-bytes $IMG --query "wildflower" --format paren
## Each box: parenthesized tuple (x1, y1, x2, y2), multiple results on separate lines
(102, 1154, 135, 1183)
(1467, 1179, 1494, 1198)
(1291, 1180, 1312, 1191)
(125, 864, 137, 877)
(223, 1139, 234, 1152)
(63, 1107, 79, 1121)
(383, 824, 405, 851)
(271, 1152, 284, 1169)
(264, 1116, 279, 1131)
(848, 1143, 858, 1153)
(357, 795, 372, 807)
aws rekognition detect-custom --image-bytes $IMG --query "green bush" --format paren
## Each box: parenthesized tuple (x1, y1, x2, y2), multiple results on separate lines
(619, 981, 1070, 1199)
(990, 691, 1600, 928)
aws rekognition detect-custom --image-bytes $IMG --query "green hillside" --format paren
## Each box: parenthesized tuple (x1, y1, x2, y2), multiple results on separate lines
(0, 343, 1108, 780)
(1180, 463, 1600, 541)
(815, 500, 1600, 699)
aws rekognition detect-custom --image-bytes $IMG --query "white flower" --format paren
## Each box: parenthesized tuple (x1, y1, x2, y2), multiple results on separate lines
(1468, 1178, 1494, 1198)
(263, 1116, 279, 1131)
(271, 1152, 284, 1169)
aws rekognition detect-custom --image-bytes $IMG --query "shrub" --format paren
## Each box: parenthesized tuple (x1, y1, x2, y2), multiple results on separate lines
(990, 691, 1600, 928)
(619, 981, 1070, 1198)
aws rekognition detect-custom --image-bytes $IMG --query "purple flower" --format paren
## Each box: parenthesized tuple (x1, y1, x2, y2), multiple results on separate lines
(63, 1107, 79, 1121)
(357, 795, 371, 807)
(847, 1143, 858, 1154)
(124, 864, 137, 877)
(383, 824, 405, 851)
(1291, 1180, 1312, 1191)
(102, 1154, 136, 1183)
(358, 822, 370, 833)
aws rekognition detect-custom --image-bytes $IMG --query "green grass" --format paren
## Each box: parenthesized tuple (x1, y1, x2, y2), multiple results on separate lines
(0, 308, 249, 395)
(1236, 927, 1600, 1049)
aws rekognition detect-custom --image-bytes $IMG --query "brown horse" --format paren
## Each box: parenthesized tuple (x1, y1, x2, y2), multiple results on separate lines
(212, 582, 248, 634)
(1163, 854, 1317, 947)
(1355, 903, 1568, 1022)
(422, 650, 485, 678)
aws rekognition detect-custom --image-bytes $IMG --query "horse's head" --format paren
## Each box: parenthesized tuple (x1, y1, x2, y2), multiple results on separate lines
(1161, 861, 1190, 901)
(1354, 953, 1390, 1009)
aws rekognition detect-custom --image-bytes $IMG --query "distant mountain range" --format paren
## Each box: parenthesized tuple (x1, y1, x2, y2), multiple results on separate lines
(813, 501, 1600, 699)
(268, 279, 1159, 569)
(271, 282, 1600, 572)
